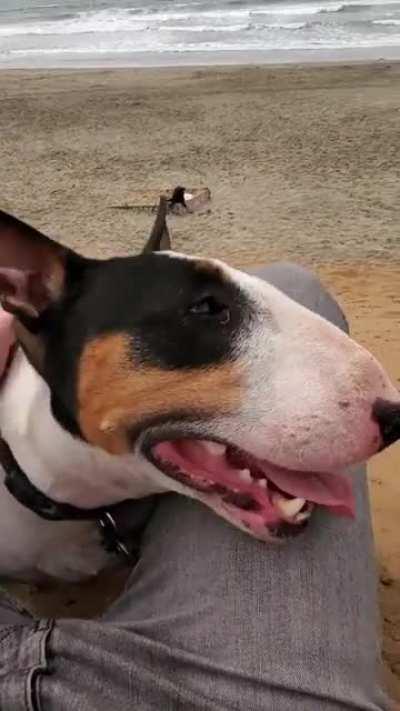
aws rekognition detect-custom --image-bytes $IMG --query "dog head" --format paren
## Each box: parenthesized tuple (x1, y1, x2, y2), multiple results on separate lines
(0, 204, 399, 541)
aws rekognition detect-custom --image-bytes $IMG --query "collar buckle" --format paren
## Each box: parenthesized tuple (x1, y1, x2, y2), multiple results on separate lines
(97, 511, 136, 561)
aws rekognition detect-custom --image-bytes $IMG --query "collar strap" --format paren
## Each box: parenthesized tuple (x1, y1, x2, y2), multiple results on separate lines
(0, 435, 106, 521)
(0, 435, 156, 560)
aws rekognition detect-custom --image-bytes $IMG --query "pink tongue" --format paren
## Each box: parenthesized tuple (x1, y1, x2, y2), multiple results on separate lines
(263, 464, 355, 517)
(154, 440, 355, 518)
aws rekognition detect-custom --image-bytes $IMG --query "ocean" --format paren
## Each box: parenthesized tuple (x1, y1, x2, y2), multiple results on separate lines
(1, 0, 400, 67)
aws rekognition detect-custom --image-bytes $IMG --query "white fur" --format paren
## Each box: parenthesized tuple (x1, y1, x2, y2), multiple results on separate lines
(220, 265, 399, 470)
(0, 485, 109, 582)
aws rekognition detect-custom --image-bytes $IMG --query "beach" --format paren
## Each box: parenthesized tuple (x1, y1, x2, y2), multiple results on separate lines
(1, 63, 400, 701)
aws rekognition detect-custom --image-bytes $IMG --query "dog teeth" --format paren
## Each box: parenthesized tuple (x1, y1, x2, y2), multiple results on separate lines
(294, 503, 314, 523)
(257, 479, 267, 489)
(294, 511, 311, 523)
(202, 441, 226, 456)
(273, 495, 306, 519)
(238, 469, 252, 482)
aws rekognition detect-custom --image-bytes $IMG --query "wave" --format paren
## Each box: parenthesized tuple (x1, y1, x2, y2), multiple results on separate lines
(319, 3, 370, 12)
(0, 8, 148, 36)
(0, 6, 322, 38)
(373, 17, 400, 24)
(158, 23, 251, 32)
(319, 0, 400, 12)
(249, 20, 307, 29)
(3, 27, 400, 58)
(249, 0, 400, 18)
(159, 20, 308, 32)
(2, 0, 400, 39)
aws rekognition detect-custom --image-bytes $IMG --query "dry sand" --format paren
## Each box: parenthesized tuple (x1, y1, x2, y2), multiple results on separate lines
(1, 63, 400, 702)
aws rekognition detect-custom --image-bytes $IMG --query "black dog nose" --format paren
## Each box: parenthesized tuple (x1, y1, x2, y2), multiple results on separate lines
(373, 398, 400, 449)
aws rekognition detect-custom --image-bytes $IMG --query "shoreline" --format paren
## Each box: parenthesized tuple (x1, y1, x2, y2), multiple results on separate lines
(2, 45, 400, 70)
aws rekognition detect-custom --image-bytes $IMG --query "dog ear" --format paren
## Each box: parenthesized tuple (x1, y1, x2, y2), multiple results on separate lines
(142, 196, 171, 253)
(0, 210, 75, 322)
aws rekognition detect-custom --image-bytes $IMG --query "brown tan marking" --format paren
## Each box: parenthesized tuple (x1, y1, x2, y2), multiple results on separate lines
(78, 333, 244, 455)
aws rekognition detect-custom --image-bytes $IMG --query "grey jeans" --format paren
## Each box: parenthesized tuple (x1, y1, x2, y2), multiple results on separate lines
(0, 264, 389, 711)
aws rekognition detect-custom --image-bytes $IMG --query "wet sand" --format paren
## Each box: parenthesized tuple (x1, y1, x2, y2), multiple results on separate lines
(1, 64, 400, 703)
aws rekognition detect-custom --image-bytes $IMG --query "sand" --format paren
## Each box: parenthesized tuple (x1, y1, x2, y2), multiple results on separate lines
(1, 63, 400, 703)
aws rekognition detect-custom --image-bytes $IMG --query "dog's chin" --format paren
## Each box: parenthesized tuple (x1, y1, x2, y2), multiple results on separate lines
(143, 436, 357, 542)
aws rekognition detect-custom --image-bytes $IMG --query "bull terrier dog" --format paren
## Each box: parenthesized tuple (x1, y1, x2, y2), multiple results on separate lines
(0, 199, 398, 583)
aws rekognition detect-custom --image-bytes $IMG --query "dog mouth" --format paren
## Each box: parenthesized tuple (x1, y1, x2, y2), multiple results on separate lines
(147, 439, 355, 539)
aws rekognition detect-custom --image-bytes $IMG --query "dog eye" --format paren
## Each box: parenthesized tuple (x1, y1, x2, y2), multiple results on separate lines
(188, 296, 230, 324)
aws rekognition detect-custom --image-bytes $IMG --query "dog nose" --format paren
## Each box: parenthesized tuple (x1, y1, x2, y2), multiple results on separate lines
(373, 398, 400, 449)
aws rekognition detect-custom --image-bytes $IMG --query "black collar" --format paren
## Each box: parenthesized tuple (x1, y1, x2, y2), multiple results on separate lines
(0, 435, 106, 521)
(0, 435, 152, 560)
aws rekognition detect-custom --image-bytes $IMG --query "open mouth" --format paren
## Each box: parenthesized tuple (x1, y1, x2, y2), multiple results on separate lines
(148, 439, 356, 539)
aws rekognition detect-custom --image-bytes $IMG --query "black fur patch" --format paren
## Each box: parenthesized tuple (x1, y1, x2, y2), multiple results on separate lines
(40, 254, 253, 438)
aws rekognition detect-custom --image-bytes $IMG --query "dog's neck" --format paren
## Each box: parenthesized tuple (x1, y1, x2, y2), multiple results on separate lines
(0, 348, 165, 508)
